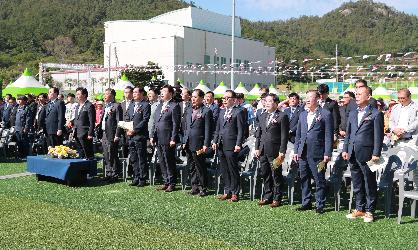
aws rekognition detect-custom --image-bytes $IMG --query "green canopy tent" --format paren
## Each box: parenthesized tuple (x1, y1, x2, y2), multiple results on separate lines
(373, 85, 391, 100)
(2, 68, 48, 97)
(114, 74, 134, 100)
(194, 79, 211, 93)
(234, 82, 249, 95)
(408, 82, 418, 101)
(213, 81, 228, 98)
(248, 83, 261, 100)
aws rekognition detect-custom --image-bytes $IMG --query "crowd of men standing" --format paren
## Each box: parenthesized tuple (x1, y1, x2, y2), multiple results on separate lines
(1, 79, 416, 223)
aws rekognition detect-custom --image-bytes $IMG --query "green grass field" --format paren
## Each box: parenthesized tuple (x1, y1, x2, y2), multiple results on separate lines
(0, 162, 417, 249)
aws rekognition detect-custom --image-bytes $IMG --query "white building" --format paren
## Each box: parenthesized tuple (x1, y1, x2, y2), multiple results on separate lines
(104, 7, 276, 90)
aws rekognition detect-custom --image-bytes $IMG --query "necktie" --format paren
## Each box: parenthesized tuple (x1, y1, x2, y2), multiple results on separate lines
(48, 102, 54, 113)
(192, 108, 199, 121)
(290, 107, 295, 119)
(224, 108, 231, 119)
(266, 113, 273, 126)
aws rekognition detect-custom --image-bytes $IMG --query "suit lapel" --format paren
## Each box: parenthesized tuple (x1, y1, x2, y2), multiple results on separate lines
(307, 108, 320, 132)
(356, 108, 372, 133)
(266, 111, 278, 130)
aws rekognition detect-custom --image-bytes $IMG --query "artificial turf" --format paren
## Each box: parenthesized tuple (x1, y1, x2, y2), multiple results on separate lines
(0, 167, 417, 249)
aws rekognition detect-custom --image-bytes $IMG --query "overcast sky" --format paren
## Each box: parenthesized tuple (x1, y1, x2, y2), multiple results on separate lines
(191, 0, 418, 21)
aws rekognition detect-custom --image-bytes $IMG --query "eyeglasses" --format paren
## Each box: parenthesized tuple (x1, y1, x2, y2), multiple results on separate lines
(398, 97, 407, 100)
(222, 96, 232, 100)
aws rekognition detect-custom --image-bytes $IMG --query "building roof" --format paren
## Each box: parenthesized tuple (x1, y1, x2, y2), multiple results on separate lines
(149, 7, 241, 37)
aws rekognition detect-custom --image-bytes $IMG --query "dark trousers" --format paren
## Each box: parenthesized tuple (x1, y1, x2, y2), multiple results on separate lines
(259, 155, 284, 201)
(187, 149, 208, 192)
(15, 131, 29, 158)
(47, 134, 63, 147)
(299, 154, 326, 209)
(218, 147, 240, 195)
(157, 144, 177, 186)
(129, 139, 148, 183)
(102, 136, 120, 178)
(349, 152, 377, 213)
(75, 133, 94, 159)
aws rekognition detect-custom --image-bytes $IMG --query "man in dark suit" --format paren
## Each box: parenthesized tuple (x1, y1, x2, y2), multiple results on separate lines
(283, 92, 303, 144)
(45, 87, 66, 147)
(151, 85, 181, 192)
(255, 93, 289, 207)
(180, 88, 192, 137)
(318, 84, 340, 138)
(212, 90, 246, 202)
(204, 91, 219, 126)
(73, 87, 96, 160)
(127, 87, 151, 187)
(183, 89, 213, 197)
(120, 86, 134, 158)
(294, 90, 334, 214)
(342, 86, 384, 223)
(2, 94, 15, 128)
(254, 93, 267, 129)
(339, 91, 355, 138)
(99, 88, 123, 182)
(34, 93, 47, 133)
(14, 95, 34, 158)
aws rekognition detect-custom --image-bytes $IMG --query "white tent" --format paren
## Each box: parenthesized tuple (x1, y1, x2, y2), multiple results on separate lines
(373, 85, 391, 100)
(3, 68, 48, 97)
(194, 80, 211, 93)
(213, 81, 228, 97)
(268, 84, 279, 95)
(114, 74, 134, 90)
(248, 83, 261, 100)
(234, 82, 249, 95)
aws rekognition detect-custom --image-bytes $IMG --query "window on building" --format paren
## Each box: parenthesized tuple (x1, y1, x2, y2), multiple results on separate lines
(204, 55, 210, 65)
(213, 56, 220, 66)
(221, 57, 226, 67)
(244, 60, 250, 70)
(186, 62, 192, 68)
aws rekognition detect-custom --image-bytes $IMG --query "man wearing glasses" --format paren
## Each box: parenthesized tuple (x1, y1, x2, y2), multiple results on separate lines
(212, 90, 246, 202)
(389, 88, 418, 145)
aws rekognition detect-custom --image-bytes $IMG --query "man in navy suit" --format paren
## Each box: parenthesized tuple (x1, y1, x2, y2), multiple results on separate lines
(283, 93, 303, 144)
(127, 87, 151, 187)
(45, 87, 66, 147)
(99, 88, 123, 182)
(343, 86, 384, 223)
(14, 95, 34, 158)
(255, 93, 289, 207)
(73, 87, 95, 160)
(212, 90, 246, 202)
(204, 91, 219, 126)
(294, 90, 333, 214)
(183, 89, 213, 196)
(151, 85, 181, 192)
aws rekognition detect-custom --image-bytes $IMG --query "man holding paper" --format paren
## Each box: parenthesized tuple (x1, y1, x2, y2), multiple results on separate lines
(255, 93, 289, 208)
(182, 89, 213, 197)
(343, 86, 384, 223)
(294, 90, 333, 214)
(127, 87, 151, 187)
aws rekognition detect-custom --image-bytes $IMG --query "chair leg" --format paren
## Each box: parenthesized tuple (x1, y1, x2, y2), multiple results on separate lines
(290, 186, 294, 205)
(217, 175, 221, 195)
(412, 200, 416, 218)
(249, 177, 253, 201)
(252, 175, 257, 201)
(385, 187, 392, 218)
(260, 182, 264, 200)
(397, 195, 404, 224)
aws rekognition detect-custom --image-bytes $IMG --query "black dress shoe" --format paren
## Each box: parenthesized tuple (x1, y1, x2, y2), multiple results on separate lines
(165, 185, 175, 192)
(316, 208, 325, 214)
(137, 182, 146, 187)
(130, 181, 139, 186)
(188, 190, 199, 195)
(297, 205, 313, 211)
(198, 191, 208, 197)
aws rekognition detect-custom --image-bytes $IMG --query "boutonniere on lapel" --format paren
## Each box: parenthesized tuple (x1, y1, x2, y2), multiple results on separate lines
(225, 113, 232, 122)
(363, 115, 372, 121)
(315, 114, 322, 122)
(163, 105, 170, 113)
(270, 116, 279, 124)
(196, 112, 202, 119)
(135, 106, 142, 114)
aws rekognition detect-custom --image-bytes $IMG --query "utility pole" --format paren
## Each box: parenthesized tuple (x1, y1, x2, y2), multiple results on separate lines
(335, 44, 338, 82)
(231, 0, 235, 89)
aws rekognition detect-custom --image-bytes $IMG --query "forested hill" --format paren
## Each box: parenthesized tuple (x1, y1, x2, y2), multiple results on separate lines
(0, 0, 417, 82)
(241, 0, 418, 61)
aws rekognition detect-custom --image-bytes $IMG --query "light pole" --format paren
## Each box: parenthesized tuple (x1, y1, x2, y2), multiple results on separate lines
(231, 0, 235, 90)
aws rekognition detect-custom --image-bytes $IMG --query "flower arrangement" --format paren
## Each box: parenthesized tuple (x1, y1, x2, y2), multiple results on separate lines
(48, 145, 78, 159)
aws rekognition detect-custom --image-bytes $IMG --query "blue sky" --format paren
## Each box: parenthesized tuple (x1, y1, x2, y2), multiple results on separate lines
(191, 0, 418, 21)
